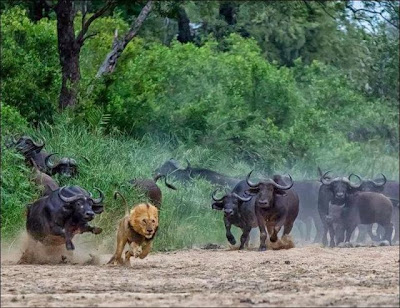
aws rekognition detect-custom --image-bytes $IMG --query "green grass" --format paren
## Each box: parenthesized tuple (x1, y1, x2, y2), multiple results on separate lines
(1, 116, 398, 251)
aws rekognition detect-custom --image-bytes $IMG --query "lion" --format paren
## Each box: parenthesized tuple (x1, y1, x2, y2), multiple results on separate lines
(107, 191, 159, 266)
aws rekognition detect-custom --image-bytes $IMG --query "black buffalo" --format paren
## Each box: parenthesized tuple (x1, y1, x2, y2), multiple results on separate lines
(23, 186, 104, 255)
(155, 158, 240, 188)
(45, 154, 78, 177)
(246, 171, 299, 251)
(353, 174, 399, 243)
(326, 192, 393, 245)
(318, 172, 361, 247)
(211, 180, 254, 250)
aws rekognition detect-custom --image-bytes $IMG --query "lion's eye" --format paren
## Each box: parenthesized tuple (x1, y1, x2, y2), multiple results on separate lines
(152, 219, 155, 223)
(142, 219, 146, 224)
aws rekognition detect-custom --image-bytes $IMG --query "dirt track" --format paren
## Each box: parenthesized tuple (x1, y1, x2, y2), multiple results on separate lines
(1, 245, 399, 307)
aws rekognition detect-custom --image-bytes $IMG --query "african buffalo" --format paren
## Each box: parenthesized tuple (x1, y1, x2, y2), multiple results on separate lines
(318, 172, 361, 247)
(326, 192, 393, 245)
(246, 171, 299, 251)
(45, 154, 78, 177)
(211, 180, 255, 250)
(352, 174, 399, 243)
(129, 173, 177, 208)
(292, 180, 322, 243)
(23, 185, 104, 255)
(155, 159, 240, 188)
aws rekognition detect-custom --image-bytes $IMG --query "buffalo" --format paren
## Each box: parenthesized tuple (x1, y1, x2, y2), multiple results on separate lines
(326, 191, 393, 245)
(129, 173, 177, 208)
(246, 171, 299, 251)
(317, 172, 362, 247)
(155, 158, 240, 188)
(45, 154, 79, 177)
(211, 179, 254, 250)
(23, 185, 104, 256)
(353, 174, 399, 243)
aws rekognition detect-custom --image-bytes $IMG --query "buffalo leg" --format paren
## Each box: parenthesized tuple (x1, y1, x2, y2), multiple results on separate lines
(304, 217, 312, 242)
(344, 224, 357, 243)
(255, 208, 268, 251)
(239, 227, 252, 250)
(383, 223, 394, 245)
(327, 223, 336, 247)
(224, 217, 236, 245)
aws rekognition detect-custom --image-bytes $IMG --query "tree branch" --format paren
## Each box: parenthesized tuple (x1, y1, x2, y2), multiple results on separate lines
(76, 0, 116, 46)
(82, 32, 99, 45)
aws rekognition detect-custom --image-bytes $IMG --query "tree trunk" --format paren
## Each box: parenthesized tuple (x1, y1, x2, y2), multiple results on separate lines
(176, 7, 193, 43)
(96, 0, 153, 78)
(55, 0, 81, 109)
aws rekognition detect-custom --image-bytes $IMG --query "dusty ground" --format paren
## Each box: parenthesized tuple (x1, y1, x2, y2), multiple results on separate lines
(1, 244, 399, 307)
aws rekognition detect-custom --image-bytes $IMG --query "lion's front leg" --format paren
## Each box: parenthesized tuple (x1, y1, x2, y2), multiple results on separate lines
(138, 241, 152, 259)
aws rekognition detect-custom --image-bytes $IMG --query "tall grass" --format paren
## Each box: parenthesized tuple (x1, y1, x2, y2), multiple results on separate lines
(1, 115, 398, 251)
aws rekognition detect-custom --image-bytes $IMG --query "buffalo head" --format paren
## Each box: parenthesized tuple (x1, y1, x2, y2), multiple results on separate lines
(46, 154, 78, 177)
(351, 173, 387, 193)
(320, 171, 361, 204)
(245, 171, 293, 209)
(58, 186, 104, 220)
(8, 135, 45, 158)
(211, 190, 252, 218)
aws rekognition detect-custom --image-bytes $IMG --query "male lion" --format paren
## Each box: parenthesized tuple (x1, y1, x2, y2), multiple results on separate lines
(108, 192, 159, 266)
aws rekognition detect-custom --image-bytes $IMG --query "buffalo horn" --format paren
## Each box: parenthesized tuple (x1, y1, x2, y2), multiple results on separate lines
(45, 153, 58, 169)
(212, 190, 224, 202)
(321, 171, 333, 185)
(246, 170, 259, 188)
(270, 174, 294, 190)
(58, 186, 85, 203)
(233, 193, 252, 202)
(92, 188, 104, 204)
(372, 173, 387, 187)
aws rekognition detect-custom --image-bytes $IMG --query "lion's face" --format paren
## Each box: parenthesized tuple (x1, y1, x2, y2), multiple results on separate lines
(130, 203, 159, 239)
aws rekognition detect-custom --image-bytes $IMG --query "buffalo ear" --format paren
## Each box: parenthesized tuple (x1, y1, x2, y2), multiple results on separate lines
(212, 202, 224, 210)
(275, 189, 287, 196)
(92, 204, 104, 214)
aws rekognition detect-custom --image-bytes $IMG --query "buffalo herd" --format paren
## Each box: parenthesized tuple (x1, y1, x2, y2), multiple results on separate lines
(5, 136, 400, 263)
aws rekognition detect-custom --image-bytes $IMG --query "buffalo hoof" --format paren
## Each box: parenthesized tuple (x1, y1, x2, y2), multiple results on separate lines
(379, 240, 390, 246)
(92, 227, 103, 235)
(66, 242, 75, 251)
(258, 247, 267, 252)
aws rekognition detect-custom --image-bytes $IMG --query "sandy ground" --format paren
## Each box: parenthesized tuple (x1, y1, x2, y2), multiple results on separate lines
(1, 243, 399, 307)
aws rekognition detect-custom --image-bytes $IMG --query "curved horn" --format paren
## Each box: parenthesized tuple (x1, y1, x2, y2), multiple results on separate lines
(321, 171, 333, 185)
(348, 173, 362, 183)
(233, 193, 252, 202)
(372, 173, 386, 187)
(114, 191, 128, 208)
(270, 174, 293, 190)
(246, 170, 259, 188)
(45, 153, 58, 169)
(92, 188, 104, 204)
(212, 189, 224, 202)
(346, 174, 362, 189)
(58, 186, 85, 203)
(32, 137, 45, 148)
